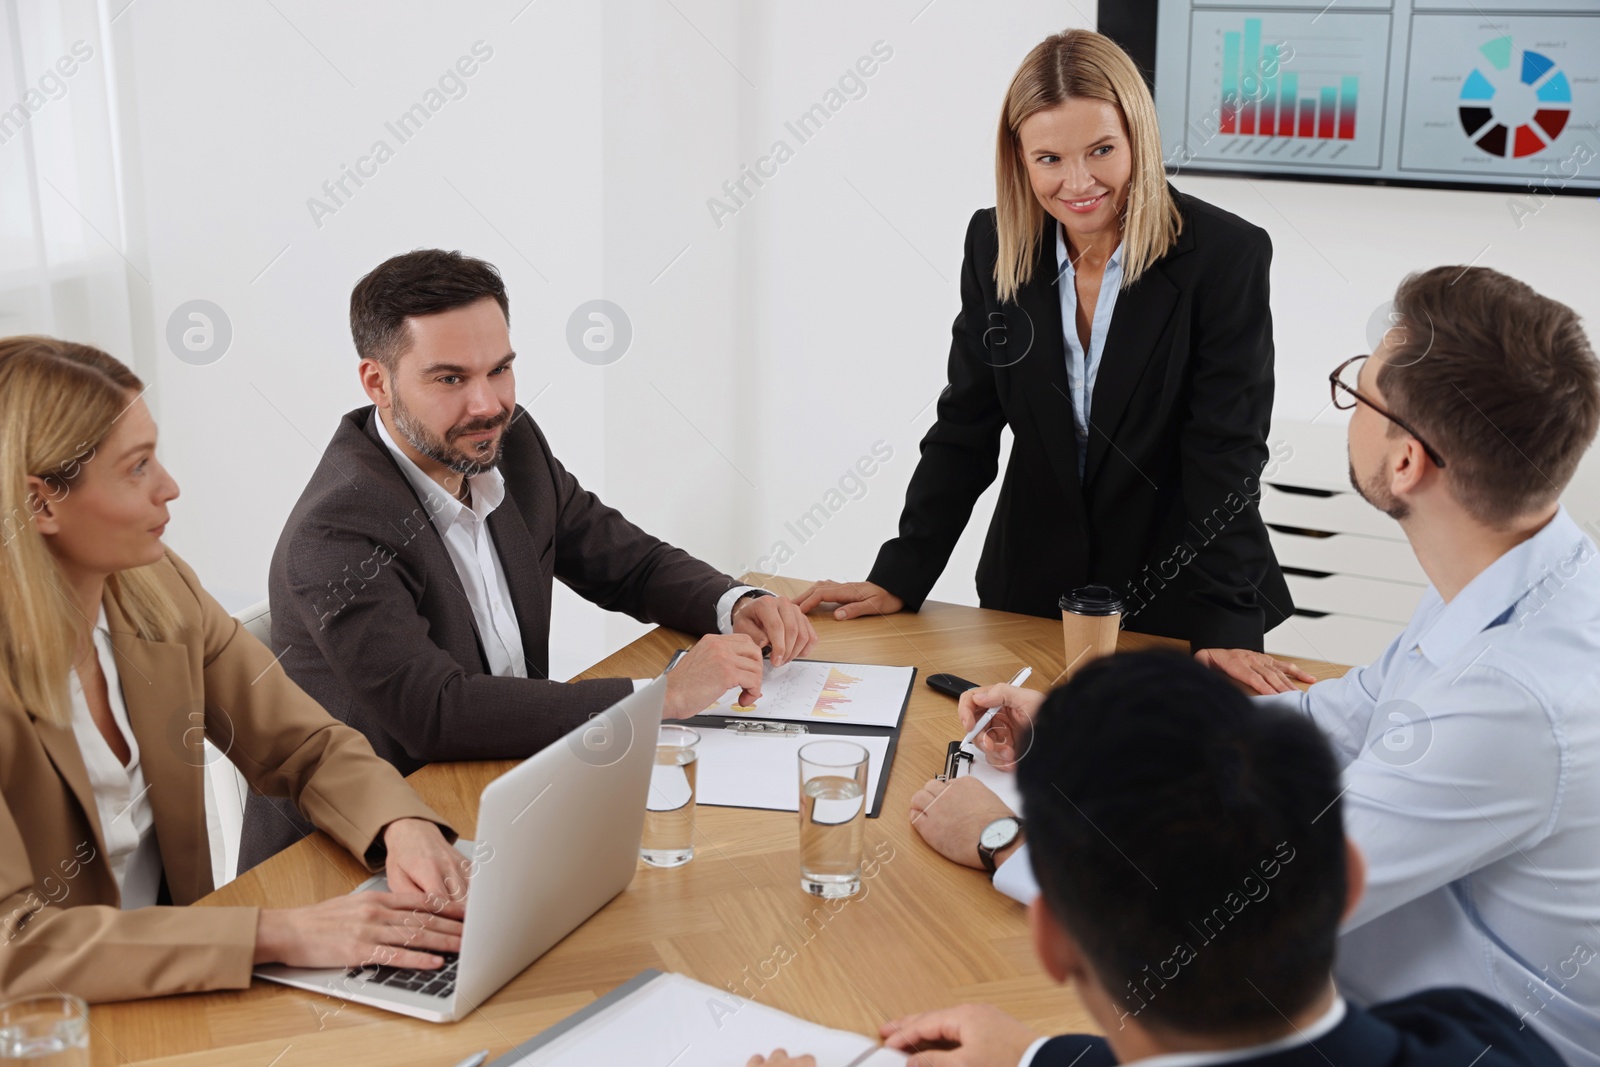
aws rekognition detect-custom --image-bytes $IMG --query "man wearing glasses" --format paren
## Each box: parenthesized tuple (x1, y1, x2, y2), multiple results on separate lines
(934, 265, 1600, 1064)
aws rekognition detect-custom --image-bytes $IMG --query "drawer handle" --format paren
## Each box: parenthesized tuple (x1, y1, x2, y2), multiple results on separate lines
(1292, 609, 1332, 619)
(1268, 523, 1336, 539)
(1282, 566, 1333, 579)
(1267, 483, 1338, 499)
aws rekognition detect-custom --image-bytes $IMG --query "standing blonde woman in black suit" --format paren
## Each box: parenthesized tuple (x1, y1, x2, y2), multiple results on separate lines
(801, 28, 1311, 696)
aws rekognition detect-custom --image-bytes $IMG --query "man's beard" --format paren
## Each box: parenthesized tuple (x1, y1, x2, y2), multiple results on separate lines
(1349, 458, 1410, 522)
(391, 385, 508, 477)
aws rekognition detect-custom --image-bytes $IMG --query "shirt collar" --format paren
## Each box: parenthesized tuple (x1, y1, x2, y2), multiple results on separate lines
(373, 410, 506, 534)
(1416, 506, 1591, 664)
(1126, 996, 1347, 1067)
(1055, 221, 1123, 278)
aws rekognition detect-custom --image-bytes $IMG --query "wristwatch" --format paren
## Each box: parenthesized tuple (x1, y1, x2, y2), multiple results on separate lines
(977, 816, 1024, 874)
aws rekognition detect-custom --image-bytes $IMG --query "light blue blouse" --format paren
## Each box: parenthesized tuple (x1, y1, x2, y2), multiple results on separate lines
(1054, 224, 1124, 480)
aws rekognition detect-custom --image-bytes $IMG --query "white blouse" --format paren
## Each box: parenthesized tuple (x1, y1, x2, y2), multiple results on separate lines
(67, 606, 162, 908)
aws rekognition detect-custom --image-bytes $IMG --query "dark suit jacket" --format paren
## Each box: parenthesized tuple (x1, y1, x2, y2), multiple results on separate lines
(238, 405, 739, 872)
(1036, 988, 1565, 1067)
(867, 189, 1291, 651)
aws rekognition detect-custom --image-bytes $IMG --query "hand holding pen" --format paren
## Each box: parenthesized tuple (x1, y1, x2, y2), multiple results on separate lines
(956, 667, 1046, 769)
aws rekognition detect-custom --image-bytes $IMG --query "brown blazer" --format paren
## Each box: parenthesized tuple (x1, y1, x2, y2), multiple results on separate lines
(239, 404, 742, 871)
(0, 550, 453, 1003)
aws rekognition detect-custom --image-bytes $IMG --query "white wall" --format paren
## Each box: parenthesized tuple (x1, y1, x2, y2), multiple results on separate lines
(67, 0, 1600, 679)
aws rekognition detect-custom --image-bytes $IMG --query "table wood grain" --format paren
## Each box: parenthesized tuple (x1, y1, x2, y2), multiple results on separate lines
(88, 578, 1347, 1066)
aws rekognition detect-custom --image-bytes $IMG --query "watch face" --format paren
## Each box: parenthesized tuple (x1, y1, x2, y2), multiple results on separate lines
(980, 818, 1019, 850)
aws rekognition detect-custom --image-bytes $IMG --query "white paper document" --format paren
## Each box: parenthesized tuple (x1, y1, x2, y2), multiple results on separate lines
(501, 970, 907, 1066)
(696, 659, 913, 729)
(692, 730, 892, 816)
(966, 748, 1022, 814)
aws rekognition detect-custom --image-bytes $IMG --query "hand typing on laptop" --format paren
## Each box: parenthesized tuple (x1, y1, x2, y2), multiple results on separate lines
(253, 817, 469, 971)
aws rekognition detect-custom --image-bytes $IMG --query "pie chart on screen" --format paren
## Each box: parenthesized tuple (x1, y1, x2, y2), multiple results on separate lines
(1457, 35, 1571, 159)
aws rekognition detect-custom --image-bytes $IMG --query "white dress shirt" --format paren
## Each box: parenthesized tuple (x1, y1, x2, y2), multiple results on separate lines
(376, 415, 756, 687)
(68, 606, 162, 908)
(1055, 226, 1124, 479)
(1017, 996, 1346, 1067)
(996, 507, 1600, 1065)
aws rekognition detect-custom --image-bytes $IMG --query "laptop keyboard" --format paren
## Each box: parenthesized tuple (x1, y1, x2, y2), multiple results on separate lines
(345, 952, 459, 1000)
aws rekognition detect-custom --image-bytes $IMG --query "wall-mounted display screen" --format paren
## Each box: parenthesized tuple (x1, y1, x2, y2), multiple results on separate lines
(1110, 0, 1599, 195)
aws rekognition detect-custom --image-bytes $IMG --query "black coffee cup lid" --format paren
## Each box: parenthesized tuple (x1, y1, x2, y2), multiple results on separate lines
(1059, 584, 1124, 616)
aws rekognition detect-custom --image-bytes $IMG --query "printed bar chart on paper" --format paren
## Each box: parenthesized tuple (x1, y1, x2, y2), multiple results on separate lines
(695, 659, 914, 730)
(664, 653, 915, 817)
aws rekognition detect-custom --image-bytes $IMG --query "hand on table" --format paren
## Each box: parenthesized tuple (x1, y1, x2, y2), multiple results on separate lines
(1195, 647, 1316, 695)
(732, 593, 820, 667)
(880, 1004, 1044, 1066)
(794, 579, 904, 621)
(909, 777, 1020, 870)
(665, 633, 765, 718)
(957, 684, 1046, 769)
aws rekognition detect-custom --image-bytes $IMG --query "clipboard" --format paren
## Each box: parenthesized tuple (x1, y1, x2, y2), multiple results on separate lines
(936, 742, 1023, 814)
(486, 968, 906, 1066)
(663, 650, 914, 819)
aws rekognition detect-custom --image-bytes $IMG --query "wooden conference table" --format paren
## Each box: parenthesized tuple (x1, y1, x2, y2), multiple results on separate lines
(90, 577, 1346, 1066)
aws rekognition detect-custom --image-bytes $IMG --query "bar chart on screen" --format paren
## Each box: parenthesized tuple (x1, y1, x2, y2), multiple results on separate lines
(1153, 0, 1599, 192)
(1185, 9, 1389, 169)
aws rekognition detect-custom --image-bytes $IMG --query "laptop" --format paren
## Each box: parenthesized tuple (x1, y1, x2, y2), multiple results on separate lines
(254, 678, 665, 1022)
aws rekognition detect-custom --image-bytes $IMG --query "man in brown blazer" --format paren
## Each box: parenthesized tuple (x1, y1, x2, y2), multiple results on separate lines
(239, 250, 818, 872)
(0, 551, 464, 1001)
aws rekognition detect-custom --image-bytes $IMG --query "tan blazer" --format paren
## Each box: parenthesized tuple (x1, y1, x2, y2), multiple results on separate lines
(0, 551, 454, 1002)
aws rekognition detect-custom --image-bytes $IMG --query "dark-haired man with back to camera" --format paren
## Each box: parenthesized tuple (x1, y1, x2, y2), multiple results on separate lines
(911, 266, 1600, 1064)
(748, 653, 1563, 1067)
(238, 249, 817, 871)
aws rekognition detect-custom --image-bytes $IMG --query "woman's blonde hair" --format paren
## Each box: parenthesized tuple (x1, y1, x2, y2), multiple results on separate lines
(0, 336, 179, 727)
(994, 29, 1181, 302)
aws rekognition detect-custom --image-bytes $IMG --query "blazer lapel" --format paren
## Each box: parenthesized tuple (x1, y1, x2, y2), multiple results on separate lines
(104, 596, 213, 903)
(1017, 216, 1088, 506)
(1082, 202, 1194, 488)
(31, 715, 106, 868)
(362, 410, 493, 674)
(1082, 263, 1180, 488)
(486, 491, 551, 680)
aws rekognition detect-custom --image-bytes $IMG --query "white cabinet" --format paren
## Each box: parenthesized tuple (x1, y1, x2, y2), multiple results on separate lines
(1263, 421, 1421, 665)
(1263, 418, 1600, 668)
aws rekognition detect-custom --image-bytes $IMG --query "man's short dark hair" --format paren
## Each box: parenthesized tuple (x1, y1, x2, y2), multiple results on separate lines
(1380, 266, 1600, 527)
(1016, 652, 1346, 1036)
(349, 249, 510, 371)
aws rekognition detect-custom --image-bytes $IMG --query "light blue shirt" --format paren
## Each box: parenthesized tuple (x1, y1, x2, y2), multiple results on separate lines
(996, 507, 1600, 1065)
(1055, 225, 1123, 479)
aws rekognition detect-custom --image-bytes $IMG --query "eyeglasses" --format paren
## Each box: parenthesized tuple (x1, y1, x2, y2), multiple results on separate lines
(1329, 354, 1447, 469)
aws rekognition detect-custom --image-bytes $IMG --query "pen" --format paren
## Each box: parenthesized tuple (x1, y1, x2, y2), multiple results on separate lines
(449, 1051, 489, 1067)
(960, 666, 1032, 748)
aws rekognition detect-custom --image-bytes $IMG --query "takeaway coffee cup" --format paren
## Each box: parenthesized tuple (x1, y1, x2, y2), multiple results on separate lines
(1058, 585, 1124, 680)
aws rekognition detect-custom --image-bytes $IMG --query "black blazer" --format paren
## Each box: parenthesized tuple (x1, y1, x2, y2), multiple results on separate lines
(237, 405, 740, 872)
(867, 189, 1291, 651)
(1034, 988, 1565, 1067)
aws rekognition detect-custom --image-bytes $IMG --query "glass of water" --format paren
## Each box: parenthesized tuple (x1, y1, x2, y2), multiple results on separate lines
(798, 739, 869, 898)
(0, 995, 88, 1066)
(641, 725, 700, 868)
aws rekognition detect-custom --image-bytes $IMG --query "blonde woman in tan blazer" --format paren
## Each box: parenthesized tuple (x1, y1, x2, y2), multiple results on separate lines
(0, 337, 472, 1003)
